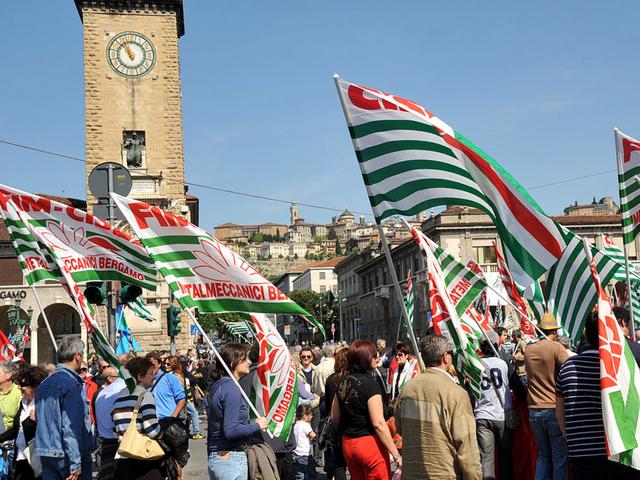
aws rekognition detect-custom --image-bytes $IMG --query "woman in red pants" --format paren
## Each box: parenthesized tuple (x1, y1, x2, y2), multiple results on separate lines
(331, 340, 401, 480)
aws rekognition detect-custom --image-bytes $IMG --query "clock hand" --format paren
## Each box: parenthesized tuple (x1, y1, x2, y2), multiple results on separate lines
(124, 44, 135, 61)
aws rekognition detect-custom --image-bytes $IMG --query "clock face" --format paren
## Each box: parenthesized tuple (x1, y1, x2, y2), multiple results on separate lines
(107, 32, 156, 78)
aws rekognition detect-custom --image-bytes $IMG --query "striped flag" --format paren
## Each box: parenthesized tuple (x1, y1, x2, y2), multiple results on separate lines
(405, 222, 486, 317)
(224, 321, 251, 336)
(249, 313, 298, 441)
(425, 244, 485, 399)
(0, 185, 156, 290)
(335, 76, 566, 308)
(407, 223, 485, 397)
(405, 270, 415, 330)
(588, 246, 640, 470)
(546, 228, 621, 345)
(602, 235, 640, 283)
(111, 194, 319, 331)
(126, 297, 155, 321)
(461, 305, 492, 345)
(494, 241, 536, 339)
(1, 194, 135, 392)
(615, 129, 640, 246)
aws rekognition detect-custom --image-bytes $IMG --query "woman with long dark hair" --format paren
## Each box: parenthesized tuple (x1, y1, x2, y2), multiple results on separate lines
(331, 340, 401, 480)
(323, 348, 348, 480)
(207, 344, 268, 480)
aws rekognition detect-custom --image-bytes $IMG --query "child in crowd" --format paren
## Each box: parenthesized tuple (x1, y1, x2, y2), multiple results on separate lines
(293, 404, 317, 480)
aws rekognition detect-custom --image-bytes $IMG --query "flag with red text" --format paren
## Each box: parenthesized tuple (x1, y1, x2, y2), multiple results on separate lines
(335, 75, 566, 312)
(248, 313, 298, 441)
(111, 194, 321, 334)
(0, 194, 135, 391)
(0, 185, 156, 290)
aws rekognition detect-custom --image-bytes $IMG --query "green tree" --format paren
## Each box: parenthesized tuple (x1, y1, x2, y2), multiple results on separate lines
(249, 232, 264, 243)
(335, 238, 343, 255)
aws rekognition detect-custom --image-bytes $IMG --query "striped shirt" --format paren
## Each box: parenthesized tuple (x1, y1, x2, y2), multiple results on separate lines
(555, 349, 606, 458)
(112, 385, 161, 439)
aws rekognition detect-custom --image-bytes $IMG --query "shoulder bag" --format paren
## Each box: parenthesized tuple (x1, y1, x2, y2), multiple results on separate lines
(117, 392, 165, 460)
(488, 367, 521, 431)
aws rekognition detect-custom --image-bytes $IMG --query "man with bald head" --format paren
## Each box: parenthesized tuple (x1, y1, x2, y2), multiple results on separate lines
(94, 366, 125, 480)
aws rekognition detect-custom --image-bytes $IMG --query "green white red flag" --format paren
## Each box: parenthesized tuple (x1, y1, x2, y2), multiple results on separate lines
(111, 194, 320, 332)
(405, 270, 415, 330)
(546, 228, 621, 345)
(405, 221, 486, 317)
(248, 313, 298, 441)
(615, 129, 640, 246)
(425, 247, 485, 399)
(0, 193, 135, 392)
(334, 75, 566, 310)
(602, 234, 640, 284)
(0, 185, 156, 290)
(588, 244, 640, 469)
(408, 224, 484, 398)
(493, 241, 536, 339)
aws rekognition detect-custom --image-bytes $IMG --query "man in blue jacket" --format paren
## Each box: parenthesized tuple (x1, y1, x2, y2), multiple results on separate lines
(35, 336, 93, 480)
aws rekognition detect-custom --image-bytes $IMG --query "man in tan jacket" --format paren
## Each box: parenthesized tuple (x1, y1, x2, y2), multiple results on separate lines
(395, 335, 482, 479)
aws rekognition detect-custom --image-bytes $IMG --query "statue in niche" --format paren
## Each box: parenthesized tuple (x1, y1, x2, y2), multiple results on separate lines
(122, 131, 145, 168)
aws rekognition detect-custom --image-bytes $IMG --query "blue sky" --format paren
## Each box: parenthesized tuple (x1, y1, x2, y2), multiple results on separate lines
(2, 1, 639, 231)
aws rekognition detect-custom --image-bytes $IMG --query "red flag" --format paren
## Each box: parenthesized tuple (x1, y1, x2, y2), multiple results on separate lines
(494, 241, 536, 338)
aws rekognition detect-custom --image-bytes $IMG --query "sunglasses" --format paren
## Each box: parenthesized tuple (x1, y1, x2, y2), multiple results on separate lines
(80, 367, 88, 372)
(301, 355, 313, 359)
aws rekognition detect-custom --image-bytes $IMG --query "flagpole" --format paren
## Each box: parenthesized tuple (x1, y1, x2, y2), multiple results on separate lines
(468, 313, 501, 359)
(376, 224, 425, 371)
(29, 283, 58, 352)
(183, 308, 265, 421)
(615, 128, 637, 334)
(333, 74, 423, 370)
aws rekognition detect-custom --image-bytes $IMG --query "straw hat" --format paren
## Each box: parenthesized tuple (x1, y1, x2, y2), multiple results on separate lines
(540, 312, 560, 330)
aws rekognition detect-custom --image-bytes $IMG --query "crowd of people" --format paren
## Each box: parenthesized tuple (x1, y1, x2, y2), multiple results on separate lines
(0, 306, 638, 479)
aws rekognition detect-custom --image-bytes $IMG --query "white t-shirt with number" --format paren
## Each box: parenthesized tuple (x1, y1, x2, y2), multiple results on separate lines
(293, 420, 313, 456)
(474, 356, 512, 422)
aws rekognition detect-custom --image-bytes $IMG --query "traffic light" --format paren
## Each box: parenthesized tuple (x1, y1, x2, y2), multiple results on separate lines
(84, 282, 106, 305)
(118, 283, 142, 304)
(167, 305, 182, 337)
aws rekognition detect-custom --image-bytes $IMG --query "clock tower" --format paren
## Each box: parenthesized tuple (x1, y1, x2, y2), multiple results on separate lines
(75, 0, 190, 352)
(74, 0, 186, 213)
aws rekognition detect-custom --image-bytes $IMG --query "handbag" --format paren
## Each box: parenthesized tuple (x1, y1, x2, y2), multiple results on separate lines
(317, 416, 337, 449)
(117, 392, 165, 460)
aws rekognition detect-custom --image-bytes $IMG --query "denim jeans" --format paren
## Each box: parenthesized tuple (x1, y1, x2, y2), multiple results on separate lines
(186, 400, 201, 435)
(529, 408, 568, 480)
(293, 454, 317, 480)
(476, 418, 512, 480)
(41, 454, 93, 480)
(208, 451, 248, 480)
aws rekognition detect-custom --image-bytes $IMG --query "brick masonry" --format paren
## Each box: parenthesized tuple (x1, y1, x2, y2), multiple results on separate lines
(79, 4, 190, 353)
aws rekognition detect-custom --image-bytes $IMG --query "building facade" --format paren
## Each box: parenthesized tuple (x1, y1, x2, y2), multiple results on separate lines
(335, 205, 636, 345)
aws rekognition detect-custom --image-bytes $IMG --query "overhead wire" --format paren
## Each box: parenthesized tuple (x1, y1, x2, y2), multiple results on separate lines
(0, 138, 618, 208)
(0, 139, 372, 216)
